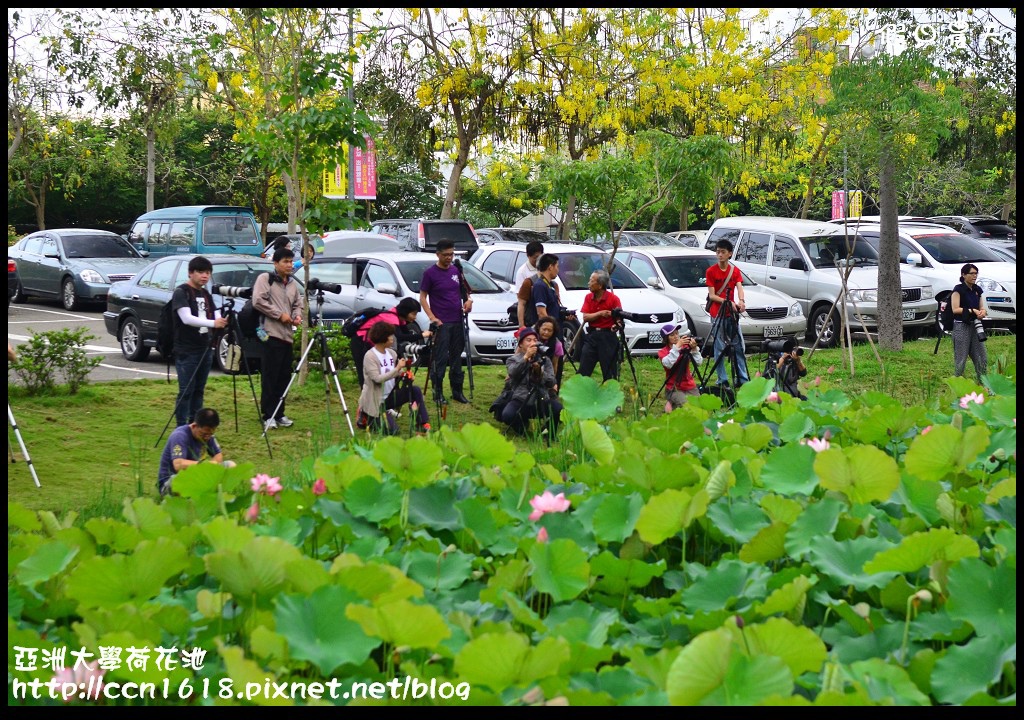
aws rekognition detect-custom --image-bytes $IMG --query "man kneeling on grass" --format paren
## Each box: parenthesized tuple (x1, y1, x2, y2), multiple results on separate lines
(157, 407, 235, 497)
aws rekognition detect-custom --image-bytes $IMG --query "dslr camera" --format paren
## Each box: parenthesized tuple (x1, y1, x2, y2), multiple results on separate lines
(307, 277, 343, 294)
(212, 284, 253, 299)
(765, 337, 803, 359)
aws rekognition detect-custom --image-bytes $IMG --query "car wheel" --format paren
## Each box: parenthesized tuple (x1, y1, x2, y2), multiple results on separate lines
(218, 334, 243, 375)
(12, 280, 27, 303)
(809, 305, 839, 348)
(561, 317, 583, 362)
(61, 277, 78, 311)
(119, 317, 151, 361)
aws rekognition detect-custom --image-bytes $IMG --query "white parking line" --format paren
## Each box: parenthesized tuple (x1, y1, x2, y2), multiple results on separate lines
(96, 362, 169, 377)
(8, 306, 103, 320)
(8, 333, 120, 354)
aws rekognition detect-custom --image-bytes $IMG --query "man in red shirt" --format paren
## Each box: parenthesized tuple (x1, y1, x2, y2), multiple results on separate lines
(578, 269, 623, 381)
(705, 239, 749, 388)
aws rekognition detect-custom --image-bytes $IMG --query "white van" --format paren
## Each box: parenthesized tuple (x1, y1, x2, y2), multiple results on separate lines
(705, 217, 935, 347)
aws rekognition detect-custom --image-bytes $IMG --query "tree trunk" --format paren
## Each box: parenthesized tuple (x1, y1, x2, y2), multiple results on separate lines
(1002, 166, 1016, 222)
(441, 143, 470, 219)
(876, 148, 902, 351)
(678, 197, 690, 231)
(560, 196, 578, 241)
(146, 126, 157, 212)
(35, 185, 47, 231)
(797, 127, 831, 219)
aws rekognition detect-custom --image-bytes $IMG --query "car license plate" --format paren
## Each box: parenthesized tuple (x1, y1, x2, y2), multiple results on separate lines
(902, 309, 915, 320)
(496, 336, 518, 351)
(762, 325, 783, 338)
(648, 331, 662, 344)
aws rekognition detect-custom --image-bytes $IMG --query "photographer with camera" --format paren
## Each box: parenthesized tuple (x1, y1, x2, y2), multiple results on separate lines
(252, 246, 304, 431)
(773, 338, 807, 400)
(705, 239, 750, 389)
(658, 323, 703, 410)
(420, 240, 472, 405)
(358, 321, 430, 435)
(518, 253, 563, 329)
(578, 269, 623, 382)
(171, 256, 229, 428)
(350, 297, 431, 386)
(499, 327, 562, 437)
(157, 407, 236, 498)
(534, 316, 565, 393)
(950, 263, 988, 383)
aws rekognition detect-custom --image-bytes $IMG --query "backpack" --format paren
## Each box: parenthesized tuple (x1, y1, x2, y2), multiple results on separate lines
(341, 307, 385, 338)
(157, 301, 176, 358)
(939, 290, 959, 333)
(237, 299, 261, 338)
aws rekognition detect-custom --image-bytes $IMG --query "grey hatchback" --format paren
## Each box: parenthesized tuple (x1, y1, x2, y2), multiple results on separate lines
(9, 229, 154, 310)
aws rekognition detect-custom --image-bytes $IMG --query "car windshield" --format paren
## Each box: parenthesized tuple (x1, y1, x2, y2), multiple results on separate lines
(655, 256, 718, 288)
(397, 259, 502, 294)
(488, 229, 549, 243)
(801, 233, 879, 268)
(555, 253, 646, 290)
(972, 220, 1015, 236)
(202, 215, 261, 247)
(623, 232, 686, 246)
(63, 234, 142, 259)
(908, 232, 1004, 263)
(210, 262, 274, 290)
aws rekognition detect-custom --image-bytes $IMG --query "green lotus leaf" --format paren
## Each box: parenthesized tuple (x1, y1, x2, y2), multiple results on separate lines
(560, 374, 623, 421)
(529, 538, 590, 602)
(707, 498, 770, 544)
(743, 423, 775, 451)
(15, 541, 78, 587)
(373, 435, 443, 489)
(8, 502, 41, 532)
(171, 459, 252, 498)
(667, 627, 794, 705)
(403, 547, 474, 592)
(343, 475, 403, 523)
(945, 558, 1016, 638)
(986, 477, 1015, 504)
(454, 632, 570, 693)
(778, 412, 815, 443)
(195, 588, 233, 619)
(65, 536, 188, 608)
(807, 535, 899, 591)
(442, 421, 517, 467)
(739, 522, 789, 564)
(203, 515, 256, 552)
(275, 585, 379, 674)
(591, 551, 666, 594)
(636, 488, 709, 545)
(496, 589, 546, 633)
(250, 624, 289, 665)
(85, 518, 142, 552)
(333, 559, 423, 605)
(215, 641, 292, 706)
(738, 617, 828, 676)
(760, 495, 803, 525)
(705, 460, 735, 501)
(904, 424, 990, 482)
(846, 657, 930, 705)
(850, 405, 927, 447)
(313, 451, 380, 491)
(736, 376, 774, 409)
(761, 442, 818, 496)
(121, 497, 175, 538)
(204, 535, 305, 604)
(896, 474, 944, 526)
(456, 496, 503, 550)
(648, 416, 706, 454)
(784, 497, 843, 560)
(816, 444, 900, 505)
(755, 574, 817, 618)
(864, 527, 980, 574)
(931, 634, 1017, 704)
(588, 492, 643, 544)
(681, 558, 772, 613)
(346, 598, 450, 648)
(580, 419, 616, 465)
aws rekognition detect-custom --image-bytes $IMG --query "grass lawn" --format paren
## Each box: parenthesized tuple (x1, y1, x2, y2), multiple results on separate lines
(7, 334, 1014, 516)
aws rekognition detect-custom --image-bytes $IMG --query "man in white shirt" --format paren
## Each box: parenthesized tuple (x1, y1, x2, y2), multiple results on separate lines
(514, 241, 544, 293)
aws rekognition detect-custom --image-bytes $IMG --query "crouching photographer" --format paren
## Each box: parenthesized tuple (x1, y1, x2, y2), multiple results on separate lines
(770, 338, 807, 400)
(496, 327, 562, 437)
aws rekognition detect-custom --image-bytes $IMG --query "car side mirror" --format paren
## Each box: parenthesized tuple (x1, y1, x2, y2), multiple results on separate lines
(44, 251, 60, 259)
(788, 257, 807, 271)
(138, 250, 150, 258)
(376, 282, 399, 296)
(647, 276, 662, 289)
(906, 252, 922, 266)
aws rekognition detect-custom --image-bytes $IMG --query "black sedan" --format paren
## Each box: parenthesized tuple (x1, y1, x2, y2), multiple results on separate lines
(8, 258, 18, 306)
(103, 254, 349, 373)
(9, 229, 154, 310)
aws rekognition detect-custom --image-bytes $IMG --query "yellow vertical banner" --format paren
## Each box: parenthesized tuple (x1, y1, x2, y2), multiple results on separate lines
(323, 145, 349, 199)
(849, 190, 863, 218)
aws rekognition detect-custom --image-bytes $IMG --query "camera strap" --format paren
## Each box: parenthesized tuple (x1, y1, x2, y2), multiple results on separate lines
(711, 263, 735, 309)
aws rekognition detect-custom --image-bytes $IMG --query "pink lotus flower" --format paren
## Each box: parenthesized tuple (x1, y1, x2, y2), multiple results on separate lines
(767, 392, 780, 403)
(49, 661, 105, 702)
(536, 527, 549, 543)
(754, 370, 762, 378)
(959, 392, 985, 409)
(312, 478, 327, 496)
(813, 376, 822, 387)
(827, 365, 836, 374)
(245, 502, 260, 523)
(921, 425, 933, 435)
(251, 473, 271, 492)
(802, 437, 830, 452)
(528, 491, 571, 521)
(251, 473, 283, 496)
(664, 400, 673, 414)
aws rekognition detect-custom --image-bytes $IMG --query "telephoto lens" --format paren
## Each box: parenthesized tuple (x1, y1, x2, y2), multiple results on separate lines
(974, 317, 987, 342)
(307, 278, 343, 294)
(212, 284, 253, 298)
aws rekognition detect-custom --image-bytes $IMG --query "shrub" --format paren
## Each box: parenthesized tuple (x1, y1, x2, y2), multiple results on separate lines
(11, 327, 102, 395)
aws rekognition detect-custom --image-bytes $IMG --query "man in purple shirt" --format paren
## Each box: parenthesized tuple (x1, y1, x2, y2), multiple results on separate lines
(419, 240, 473, 405)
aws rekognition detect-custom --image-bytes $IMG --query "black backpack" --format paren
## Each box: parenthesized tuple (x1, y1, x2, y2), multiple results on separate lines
(237, 299, 261, 338)
(939, 290, 959, 333)
(157, 301, 176, 358)
(341, 308, 385, 338)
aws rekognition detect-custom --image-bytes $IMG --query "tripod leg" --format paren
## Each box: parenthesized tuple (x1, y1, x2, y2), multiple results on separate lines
(263, 335, 319, 438)
(8, 404, 41, 487)
(319, 335, 355, 438)
(463, 313, 474, 399)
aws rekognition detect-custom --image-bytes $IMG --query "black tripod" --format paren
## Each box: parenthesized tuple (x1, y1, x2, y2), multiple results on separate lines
(613, 318, 641, 390)
(453, 259, 475, 399)
(220, 297, 272, 456)
(554, 313, 580, 388)
(695, 304, 744, 405)
(155, 342, 214, 448)
(264, 289, 355, 439)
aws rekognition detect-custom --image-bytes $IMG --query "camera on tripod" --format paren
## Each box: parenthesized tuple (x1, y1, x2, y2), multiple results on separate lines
(765, 337, 803, 359)
(307, 277, 343, 294)
(212, 284, 253, 298)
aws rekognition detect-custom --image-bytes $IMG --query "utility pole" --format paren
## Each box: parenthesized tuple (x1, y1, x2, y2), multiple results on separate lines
(347, 8, 355, 221)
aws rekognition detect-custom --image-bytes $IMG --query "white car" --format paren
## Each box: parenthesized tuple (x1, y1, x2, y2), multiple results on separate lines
(850, 221, 1016, 331)
(666, 229, 708, 248)
(615, 246, 806, 349)
(308, 252, 519, 364)
(469, 241, 686, 356)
